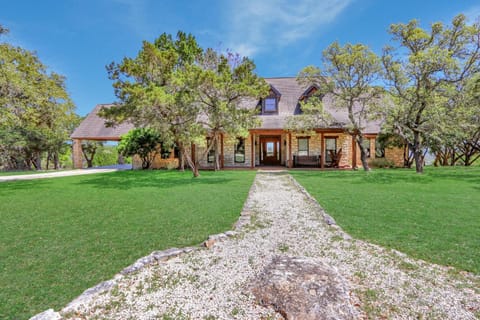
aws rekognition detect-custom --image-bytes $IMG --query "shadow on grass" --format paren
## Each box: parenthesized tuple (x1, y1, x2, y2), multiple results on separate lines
(74, 170, 235, 190)
(292, 167, 480, 186)
(0, 179, 50, 195)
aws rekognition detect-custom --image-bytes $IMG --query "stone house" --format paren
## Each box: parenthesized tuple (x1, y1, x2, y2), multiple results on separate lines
(71, 77, 404, 169)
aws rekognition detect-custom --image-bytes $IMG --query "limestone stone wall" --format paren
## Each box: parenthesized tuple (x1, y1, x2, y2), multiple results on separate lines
(290, 133, 322, 158)
(323, 133, 352, 168)
(223, 135, 252, 168)
(385, 147, 404, 167)
(132, 154, 179, 169)
(355, 137, 376, 167)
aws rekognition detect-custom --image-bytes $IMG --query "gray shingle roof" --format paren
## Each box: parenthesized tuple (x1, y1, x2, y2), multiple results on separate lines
(70, 104, 134, 140)
(259, 77, 381, 133)
(71, 78, 381, 140)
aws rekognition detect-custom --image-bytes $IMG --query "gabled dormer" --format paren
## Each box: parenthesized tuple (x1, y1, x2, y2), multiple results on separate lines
(260, 85, 281, 115)
(295, 85, 322, 114)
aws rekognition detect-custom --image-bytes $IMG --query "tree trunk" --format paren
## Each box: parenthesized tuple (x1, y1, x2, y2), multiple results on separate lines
(413, 132, 424, 173)
(180, 144, 199, 177)
(179, 153, 185, 171)
(355, 135, 370, 171)
(53, 152, 59, 170)
(46, 152, 51, 170)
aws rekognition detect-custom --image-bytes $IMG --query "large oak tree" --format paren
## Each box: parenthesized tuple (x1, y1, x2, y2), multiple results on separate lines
(382, 14, 480, 173)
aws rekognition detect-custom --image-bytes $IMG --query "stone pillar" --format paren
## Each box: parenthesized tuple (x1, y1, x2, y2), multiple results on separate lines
(250, 133, 255, 169)
(72, 139, 83, 169)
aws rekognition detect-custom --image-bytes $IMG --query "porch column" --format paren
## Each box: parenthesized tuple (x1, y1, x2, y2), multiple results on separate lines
(220, 133, 224, 169)
(72, 139, 83, 169)
(288, 132, 293, 168)
(320, 133, 325, 169)
(352, 134, 357, 168)
(250, 133, 255, 169)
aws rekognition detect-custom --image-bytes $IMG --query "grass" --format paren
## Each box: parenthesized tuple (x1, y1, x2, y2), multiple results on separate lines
(0, 170, 64, 176)
(291, 166, 480, 274)
(0, 170, 256, 320)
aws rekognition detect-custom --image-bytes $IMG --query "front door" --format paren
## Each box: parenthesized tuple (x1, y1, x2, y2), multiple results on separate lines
(261, 137, 281, 165)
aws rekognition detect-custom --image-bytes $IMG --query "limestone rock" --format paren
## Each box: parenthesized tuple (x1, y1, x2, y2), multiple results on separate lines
(29, 309, 61, 320)
(250, 256, 358, 320)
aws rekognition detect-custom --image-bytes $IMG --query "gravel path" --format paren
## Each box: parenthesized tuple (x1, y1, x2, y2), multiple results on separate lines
(62, 171, 480, 319)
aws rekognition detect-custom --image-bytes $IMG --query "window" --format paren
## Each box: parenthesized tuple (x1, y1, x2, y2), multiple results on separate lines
(264, 98, 276, 112)
(297, 138, 309, 156)
(361, 139, 371, 158)
(206, 138, 215, 163)
(262, 97, 278, 114)
(375, 138, 385, 158)
(325, 137, 337, 164)
(234, 138, 245, 163)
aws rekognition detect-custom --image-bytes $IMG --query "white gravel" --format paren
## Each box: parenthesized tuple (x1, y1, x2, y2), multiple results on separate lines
(62, 170, 480, 319)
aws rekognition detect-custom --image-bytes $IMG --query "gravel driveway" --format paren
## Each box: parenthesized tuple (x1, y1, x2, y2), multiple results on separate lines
(60, 171, 480, 319)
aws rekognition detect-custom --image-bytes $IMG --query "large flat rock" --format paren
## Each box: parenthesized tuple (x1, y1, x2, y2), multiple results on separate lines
(250, 255, 358, 320)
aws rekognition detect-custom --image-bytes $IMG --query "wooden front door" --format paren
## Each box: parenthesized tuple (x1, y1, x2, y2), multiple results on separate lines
(261, 137, 281, 165)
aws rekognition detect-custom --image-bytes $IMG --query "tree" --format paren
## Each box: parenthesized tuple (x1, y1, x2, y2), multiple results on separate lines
(81, 141, 102, 168)
(0, 24, 77, 170)
(118, 128, 161, 169)
(382, 14, 480, 173)
(186, 49, 268, 170)
(101, 32, 267, 176)
(101, 31, 205, 177)
(296, 42, 383, 171)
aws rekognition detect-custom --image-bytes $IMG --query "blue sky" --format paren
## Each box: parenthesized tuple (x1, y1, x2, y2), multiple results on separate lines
(2, 0, 479, 116)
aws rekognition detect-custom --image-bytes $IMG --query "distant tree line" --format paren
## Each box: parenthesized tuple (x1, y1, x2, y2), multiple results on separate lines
(2, 14, 479, 174)
(0, 26, 80, 170)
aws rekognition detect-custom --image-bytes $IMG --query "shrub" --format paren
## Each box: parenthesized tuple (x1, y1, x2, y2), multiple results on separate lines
(369, 158, 395, 168)
(118, 128, 161, 169)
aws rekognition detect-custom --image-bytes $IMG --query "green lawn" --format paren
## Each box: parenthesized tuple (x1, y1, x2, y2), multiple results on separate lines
(0, 170, 61, 176)
(0, 170, 256, 320)
(291, 167, 480, 274)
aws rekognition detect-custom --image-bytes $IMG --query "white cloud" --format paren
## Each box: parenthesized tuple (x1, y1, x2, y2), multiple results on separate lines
(464, 5, 480, 23)
(225, 0, 352, 57)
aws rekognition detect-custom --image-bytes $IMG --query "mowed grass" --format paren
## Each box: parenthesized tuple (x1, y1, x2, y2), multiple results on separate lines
(0, 170, 256, 320)
(291, 167, 480, 274)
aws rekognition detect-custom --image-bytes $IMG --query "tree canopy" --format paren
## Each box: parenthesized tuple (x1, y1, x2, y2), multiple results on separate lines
(295, 41, 383, 171)
(382, 14, 480, 173)
(0, 25, 78, 170)
(101, 31, 267, 176)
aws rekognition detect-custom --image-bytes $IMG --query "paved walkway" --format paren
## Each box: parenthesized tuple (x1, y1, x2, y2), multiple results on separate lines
(0, 166, 130, 182)
(44, 171, 480, 319)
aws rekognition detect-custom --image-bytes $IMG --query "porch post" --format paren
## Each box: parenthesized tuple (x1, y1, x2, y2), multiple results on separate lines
(288, 132, 293, 168)
(320, 133, 325, 169)
(352, 134, 357, 168)
(220, 133, 224, 169)
(250, 133, 255, 169)
(72, 139, 83, 169)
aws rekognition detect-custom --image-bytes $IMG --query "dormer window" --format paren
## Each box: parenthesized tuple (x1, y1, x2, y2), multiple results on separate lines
(264, 97, 277, 113)
(261, 86, 281, 114)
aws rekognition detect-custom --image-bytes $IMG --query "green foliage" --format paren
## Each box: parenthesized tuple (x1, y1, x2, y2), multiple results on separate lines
(92, 145, 125, 167)
(185, 49, 269, 170)
(81, 140, 103, 168)
(118, 128, 161, 169)
(368, 158, 395, 168)
(295, 41, 383, 171)
(102, 31, 267, 176)
(0, 25, 79, 170)
(382, 14, 480, 173)
(292, 167, 480, 274)
(0, 170, 256, 319)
